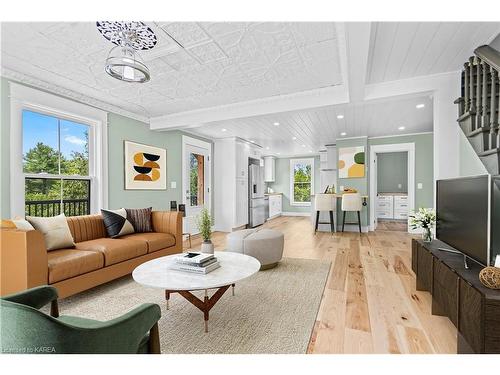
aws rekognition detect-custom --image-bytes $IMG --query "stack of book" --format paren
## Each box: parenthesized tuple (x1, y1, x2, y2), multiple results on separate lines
(170, 252, 220, 274)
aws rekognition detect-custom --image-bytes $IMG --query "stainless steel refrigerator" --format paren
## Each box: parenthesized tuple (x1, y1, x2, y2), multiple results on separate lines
(248, 163, 266, 227)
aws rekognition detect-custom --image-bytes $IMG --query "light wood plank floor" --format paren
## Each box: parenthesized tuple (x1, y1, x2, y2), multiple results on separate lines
(185, 216, 457, 354)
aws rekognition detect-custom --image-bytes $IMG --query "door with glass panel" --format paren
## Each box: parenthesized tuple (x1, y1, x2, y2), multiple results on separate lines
(183, 141, 211, 235)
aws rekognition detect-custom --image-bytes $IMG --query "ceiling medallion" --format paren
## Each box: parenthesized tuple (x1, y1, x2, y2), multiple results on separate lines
(96, 21, 157, 83)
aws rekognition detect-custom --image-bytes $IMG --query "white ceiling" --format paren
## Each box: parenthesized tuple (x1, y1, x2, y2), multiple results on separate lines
(187, 94, 433, 157)
(1, 21, 499, 156)
(1, 22, 342, 117)
(366, 22, 500, 84)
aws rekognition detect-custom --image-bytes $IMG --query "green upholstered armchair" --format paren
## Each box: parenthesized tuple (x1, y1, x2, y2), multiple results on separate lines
(0, 286, 161, 354)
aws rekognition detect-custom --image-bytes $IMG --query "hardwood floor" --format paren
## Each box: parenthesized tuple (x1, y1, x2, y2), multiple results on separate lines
(185, 216, 457, 354)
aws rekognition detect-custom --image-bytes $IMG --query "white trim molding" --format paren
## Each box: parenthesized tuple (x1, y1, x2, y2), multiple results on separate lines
(9, 82, 108, 217)
(369, 142, 416, 232)
(289, 157, 315, 207)
(281, 211, 310, 217)
(2, 68, 149, 123)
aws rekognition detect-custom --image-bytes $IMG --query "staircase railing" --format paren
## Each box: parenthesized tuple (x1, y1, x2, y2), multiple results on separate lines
(457, 45, 500, 153)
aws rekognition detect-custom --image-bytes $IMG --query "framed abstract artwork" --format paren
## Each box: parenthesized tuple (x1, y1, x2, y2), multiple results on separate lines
(338, 146, 365, 178)
(124, 141, 167, 190)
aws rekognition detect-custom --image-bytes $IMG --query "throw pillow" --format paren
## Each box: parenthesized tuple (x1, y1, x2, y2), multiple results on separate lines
(26, 214, 75, 251)
(125, 207, 152, 233)
(101, 208, 135, 238)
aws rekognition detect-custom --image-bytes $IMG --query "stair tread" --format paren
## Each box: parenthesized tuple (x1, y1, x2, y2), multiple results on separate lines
(467, 127, 491, 137)
(479, 148, 500, 157)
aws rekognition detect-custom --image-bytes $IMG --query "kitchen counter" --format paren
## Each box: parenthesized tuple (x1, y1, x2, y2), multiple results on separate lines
(378, 192, 407, 196)
(264, 192, 283, 196)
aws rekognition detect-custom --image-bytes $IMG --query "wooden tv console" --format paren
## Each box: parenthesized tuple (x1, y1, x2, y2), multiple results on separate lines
(411, 239, 500, 353)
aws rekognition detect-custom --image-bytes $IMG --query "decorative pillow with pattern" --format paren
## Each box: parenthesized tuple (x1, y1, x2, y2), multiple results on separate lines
(101, 208, 135, 238)
(125, 207, 152, 233)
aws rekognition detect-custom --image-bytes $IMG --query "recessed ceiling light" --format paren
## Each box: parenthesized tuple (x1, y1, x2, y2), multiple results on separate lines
(340, 132, 347, 136)
(302, 144, 306, 147)
(250, 140, 255, 143)
(277, 152, 281, 155)
(292, 137, 297, 140)
(309, 150, 313, 153)
(266, 147, 270, 150)
(273, 122, 280, 126)
(416, 104, 425, 109)
(398, 126, 406, 130)
(337, 115, 344, 119)
(221, 128, 227, 132)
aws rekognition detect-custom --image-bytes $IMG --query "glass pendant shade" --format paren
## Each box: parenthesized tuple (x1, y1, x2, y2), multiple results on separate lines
(105, 44, 150, 83)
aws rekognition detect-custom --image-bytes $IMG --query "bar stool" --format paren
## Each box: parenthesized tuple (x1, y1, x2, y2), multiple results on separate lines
(341, 193, 362, 233)
(314, 194, 335, 233)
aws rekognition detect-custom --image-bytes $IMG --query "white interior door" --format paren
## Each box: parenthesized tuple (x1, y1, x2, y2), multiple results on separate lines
(182, 137, 211, 235)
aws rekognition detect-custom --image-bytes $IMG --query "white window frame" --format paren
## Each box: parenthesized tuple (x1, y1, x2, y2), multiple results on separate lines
(289, 158, 315, 207)
(9, 82, 108, 217)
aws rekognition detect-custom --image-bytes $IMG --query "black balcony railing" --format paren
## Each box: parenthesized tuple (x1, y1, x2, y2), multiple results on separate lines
(25, 198, 90, 217)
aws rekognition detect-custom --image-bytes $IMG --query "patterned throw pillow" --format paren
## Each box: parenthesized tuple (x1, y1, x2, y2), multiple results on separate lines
(101, 208, 135, 238)
(125, 207, 153, 233)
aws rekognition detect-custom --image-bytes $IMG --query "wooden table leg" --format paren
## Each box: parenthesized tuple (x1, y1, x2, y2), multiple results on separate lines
(232, 283, 235, 296)
(165, 290, 170, 310)
(169, 285, 232, 333)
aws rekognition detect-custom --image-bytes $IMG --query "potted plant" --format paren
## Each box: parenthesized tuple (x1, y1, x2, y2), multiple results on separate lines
(196, 208, 214, 254)
(409, 207, 436, 243)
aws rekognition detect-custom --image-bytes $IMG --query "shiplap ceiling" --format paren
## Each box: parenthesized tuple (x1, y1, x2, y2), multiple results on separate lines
(367, 22, 500, 84)
(1, 22, 342, 117)
(188, 94, 433, 157)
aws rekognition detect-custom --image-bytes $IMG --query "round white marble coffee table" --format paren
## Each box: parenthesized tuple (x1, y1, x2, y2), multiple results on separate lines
(132, 251, 260, 332)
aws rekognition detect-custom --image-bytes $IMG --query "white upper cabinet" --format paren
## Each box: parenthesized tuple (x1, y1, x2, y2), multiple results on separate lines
(264, 156, 276, 182)
(319, 146, 337, 170)
(235, 141, 249, 179)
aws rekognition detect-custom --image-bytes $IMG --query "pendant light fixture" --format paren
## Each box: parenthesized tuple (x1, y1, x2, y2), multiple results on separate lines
(96, 21, 157, 83)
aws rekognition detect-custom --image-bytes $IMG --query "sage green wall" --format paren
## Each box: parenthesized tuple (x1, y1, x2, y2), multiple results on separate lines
(377, 152, 408, 193)
(107, 115, 213, 211)
(458, 131, 487, 176)
(1, 77, 10, 218)
(267, 156, 320, 213)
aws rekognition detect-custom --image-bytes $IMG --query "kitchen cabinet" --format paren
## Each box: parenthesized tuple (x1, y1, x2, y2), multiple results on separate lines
(264, 156, 276, 182)
(268, 194, 282, 218)
(376, 194, 408, 219)
(214, 138, 260, 232)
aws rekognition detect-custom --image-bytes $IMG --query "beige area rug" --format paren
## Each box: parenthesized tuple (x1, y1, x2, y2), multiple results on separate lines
(55, 257, 330, 354)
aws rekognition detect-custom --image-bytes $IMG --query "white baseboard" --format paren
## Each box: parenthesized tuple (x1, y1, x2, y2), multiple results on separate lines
(281, 211, 310, 217)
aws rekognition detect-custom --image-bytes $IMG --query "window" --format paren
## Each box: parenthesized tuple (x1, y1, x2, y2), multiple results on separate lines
(23, 110, 91, 217)
(189, 152, 205, 207)
(290, 158, 314, 206)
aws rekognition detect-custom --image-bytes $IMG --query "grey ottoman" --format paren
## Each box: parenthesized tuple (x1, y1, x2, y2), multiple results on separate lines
(226, 228, 284, 270)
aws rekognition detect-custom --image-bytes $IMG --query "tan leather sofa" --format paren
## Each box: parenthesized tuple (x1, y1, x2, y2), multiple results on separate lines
(0, 211, 182, 298)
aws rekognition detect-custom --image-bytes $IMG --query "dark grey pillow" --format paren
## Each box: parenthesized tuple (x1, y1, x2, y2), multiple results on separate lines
(101, 208, 135, 238)
(125, 207, 152, 233)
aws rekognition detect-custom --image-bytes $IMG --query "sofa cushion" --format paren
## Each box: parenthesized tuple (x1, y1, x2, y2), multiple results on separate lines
(101, 208, 135, 238)
(27, 214, 75, 251)
(120, 232, 175, 253)
(48, 249, 104, 284)
(67, 214, 107, 243)
(76, 238, 148, 266)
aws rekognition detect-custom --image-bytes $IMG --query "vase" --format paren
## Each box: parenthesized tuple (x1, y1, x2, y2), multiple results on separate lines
(200, 240, 214, 254)
(422, 227, 432, 243)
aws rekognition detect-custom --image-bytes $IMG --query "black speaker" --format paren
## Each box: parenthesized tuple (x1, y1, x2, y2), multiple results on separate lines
(170, 201, 177, 211)
(178, 204, 186, 217)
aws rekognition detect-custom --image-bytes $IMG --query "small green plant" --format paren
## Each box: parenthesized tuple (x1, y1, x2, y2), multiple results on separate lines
(196, 208, 213, 242)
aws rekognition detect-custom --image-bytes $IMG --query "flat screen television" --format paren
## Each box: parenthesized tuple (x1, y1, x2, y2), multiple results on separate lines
(436, 175, 491, 266)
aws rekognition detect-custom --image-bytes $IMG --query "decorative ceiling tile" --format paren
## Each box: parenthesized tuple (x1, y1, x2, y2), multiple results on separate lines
(159, 22, 211, 48)
(1, 22, 342, 116)
(186, 41, 228, 64)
